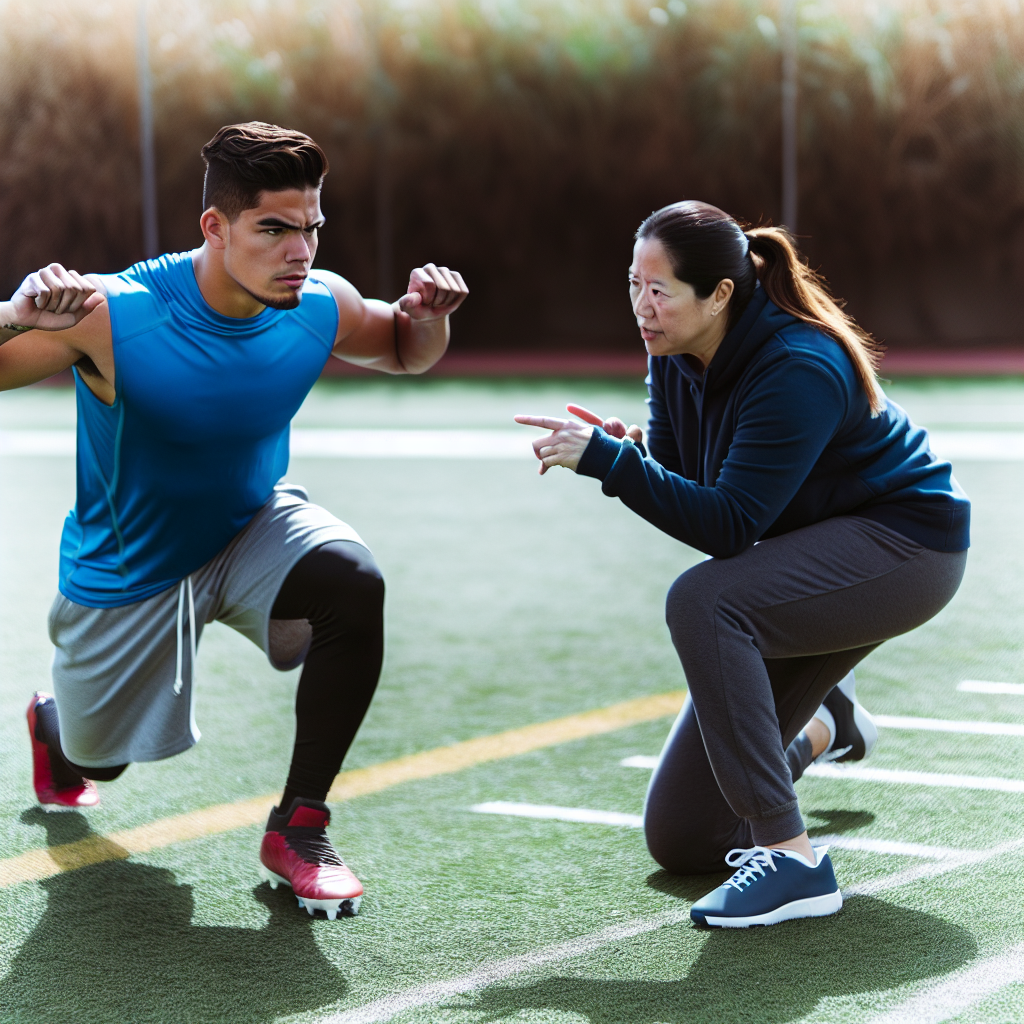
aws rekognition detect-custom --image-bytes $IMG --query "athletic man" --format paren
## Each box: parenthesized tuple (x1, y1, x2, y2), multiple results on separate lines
(0, 122, 468, 920)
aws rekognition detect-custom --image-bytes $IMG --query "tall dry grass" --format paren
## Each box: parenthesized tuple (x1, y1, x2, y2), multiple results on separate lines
(1, 0, 1022, 346)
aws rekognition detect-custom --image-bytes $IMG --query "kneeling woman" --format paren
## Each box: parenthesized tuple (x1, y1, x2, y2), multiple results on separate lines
(516, 202, 968, 928)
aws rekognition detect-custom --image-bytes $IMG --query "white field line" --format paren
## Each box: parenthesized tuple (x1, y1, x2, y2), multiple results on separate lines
(314, 836, 1024, 1024)
(803, 763, 1024, 793)
(621, 710, 1024, 751)
(0, 430, 75, 455)
(624, 755, 1024, 792)
(470, 802, 960, 860)
(471, 801, 643, 828)
(620, 754, 659, 769)
(860, 942, 1024, 1024)
(317, 908, 693, 1024)
(959, 679, 1024, 696)
(845, 836, 1024, 897)
(2, 428, 1022, 460)
(873, 714, 1024, 736)
(0, 428, 534, 459)
(810, 834, 961, 860)
(927, 430, 1024, 461)
(289, 429, 531, 459)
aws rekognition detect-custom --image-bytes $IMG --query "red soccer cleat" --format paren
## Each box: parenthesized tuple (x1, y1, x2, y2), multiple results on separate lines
(26, 692, 100, 812)
(259, 798, 363, 919)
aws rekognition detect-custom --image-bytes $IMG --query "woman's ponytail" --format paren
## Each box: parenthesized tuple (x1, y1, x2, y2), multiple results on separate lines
(745, 227, 885, 415)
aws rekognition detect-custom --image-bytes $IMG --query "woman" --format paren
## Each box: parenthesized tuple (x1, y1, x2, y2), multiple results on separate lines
(515, 201, 969, 928)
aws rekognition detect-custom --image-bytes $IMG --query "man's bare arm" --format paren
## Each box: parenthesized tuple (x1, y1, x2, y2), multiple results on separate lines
(318, 265, 468, 375)
(0, 266, 114, 397)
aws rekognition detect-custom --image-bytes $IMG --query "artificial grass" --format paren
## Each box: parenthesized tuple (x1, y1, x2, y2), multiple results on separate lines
(0, 378, 1022, 1024)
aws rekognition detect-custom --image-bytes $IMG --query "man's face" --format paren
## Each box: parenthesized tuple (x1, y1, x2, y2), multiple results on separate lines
(222, 188, 323, 310)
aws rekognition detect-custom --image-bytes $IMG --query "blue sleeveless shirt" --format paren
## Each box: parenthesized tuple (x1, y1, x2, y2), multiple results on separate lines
(59, 251, 339, 607)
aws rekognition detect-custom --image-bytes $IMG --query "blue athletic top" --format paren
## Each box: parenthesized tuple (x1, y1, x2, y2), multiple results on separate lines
(59, 251, 339, 607)
(577, 288, 970, 557)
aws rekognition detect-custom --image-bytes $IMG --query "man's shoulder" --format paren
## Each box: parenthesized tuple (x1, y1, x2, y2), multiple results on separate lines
(97, 254, 193, 342)
(97, 252, 191, 301)
(304, 269, 365, 339)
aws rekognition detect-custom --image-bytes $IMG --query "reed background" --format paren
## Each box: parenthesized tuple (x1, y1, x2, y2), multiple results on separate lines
(1, 0, 1022, 351)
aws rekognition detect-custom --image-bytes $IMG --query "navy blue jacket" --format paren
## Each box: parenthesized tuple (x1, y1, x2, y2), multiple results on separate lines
(577, 288, 970, 558)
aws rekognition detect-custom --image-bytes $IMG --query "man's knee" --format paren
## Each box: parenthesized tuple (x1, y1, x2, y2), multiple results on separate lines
(316, 542, 385, 612)
(314, 547, 385, 643)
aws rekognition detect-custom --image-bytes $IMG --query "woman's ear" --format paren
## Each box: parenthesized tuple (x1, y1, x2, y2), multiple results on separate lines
(716, 278, 736, 306)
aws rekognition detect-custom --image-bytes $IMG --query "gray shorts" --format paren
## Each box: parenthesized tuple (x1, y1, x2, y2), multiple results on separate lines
(48, 484, 367, 768)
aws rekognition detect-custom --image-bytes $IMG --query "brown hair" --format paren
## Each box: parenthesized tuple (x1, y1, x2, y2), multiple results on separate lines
(200, 122, 329, 221)
(637, 202, 885, 415)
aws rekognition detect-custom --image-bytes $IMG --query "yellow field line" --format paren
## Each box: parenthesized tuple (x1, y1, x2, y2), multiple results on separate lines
(0, 689, 684, 889)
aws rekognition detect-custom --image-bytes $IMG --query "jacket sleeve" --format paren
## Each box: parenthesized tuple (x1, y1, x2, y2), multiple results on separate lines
(576, 359, 848, 557)
(644, 360, 684, 475)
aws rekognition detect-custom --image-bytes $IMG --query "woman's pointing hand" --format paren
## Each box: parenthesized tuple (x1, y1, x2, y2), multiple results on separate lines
(566, 404, 644, 446)
(514, 405, 644, 475)
(513, 413, 594, 475)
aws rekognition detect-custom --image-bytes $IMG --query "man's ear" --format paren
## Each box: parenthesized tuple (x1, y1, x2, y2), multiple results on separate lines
(200, 207, 230, 250)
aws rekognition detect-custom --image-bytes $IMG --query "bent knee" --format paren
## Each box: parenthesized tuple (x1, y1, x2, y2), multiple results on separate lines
(348, 563, 385, 606)
(643, 812, 732, 876)
(665, 565, 719, 645)
(319, 543, 386, 607)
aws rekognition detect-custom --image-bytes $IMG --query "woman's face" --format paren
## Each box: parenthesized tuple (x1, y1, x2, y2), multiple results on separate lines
(628, 237, 731, 363)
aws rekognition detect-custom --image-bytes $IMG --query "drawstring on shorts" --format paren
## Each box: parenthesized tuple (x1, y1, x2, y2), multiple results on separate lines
(173, 576, 197, 697)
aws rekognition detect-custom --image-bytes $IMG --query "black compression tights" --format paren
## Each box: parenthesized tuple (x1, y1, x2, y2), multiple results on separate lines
(40, 541, 385, 807)
(271, 541, 385, 811)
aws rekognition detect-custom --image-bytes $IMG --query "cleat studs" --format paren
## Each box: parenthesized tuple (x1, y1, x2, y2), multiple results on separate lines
(306, 904, 314, 916)
(296, 897, 305, 908)
(327, 908, 338, 921)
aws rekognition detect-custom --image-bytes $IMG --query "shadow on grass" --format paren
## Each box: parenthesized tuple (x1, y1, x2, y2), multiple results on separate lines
(806, 808, 876, 837)
(0, 809, 347, 1024)
(448, 896, 976, 1024)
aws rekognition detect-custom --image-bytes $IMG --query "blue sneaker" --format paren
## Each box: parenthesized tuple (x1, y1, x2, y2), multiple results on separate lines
(690, 845, 842, 928)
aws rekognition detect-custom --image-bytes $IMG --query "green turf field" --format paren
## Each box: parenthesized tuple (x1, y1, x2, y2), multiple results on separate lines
(1, 377, 1022, 1024)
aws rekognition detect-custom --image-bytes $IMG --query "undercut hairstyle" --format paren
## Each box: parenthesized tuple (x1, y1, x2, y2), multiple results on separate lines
(637, 201, 885, 415)
(200, 122, 329, 221)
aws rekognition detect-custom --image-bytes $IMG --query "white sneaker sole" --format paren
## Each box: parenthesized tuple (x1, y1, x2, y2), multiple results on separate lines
(703, 889, 843, 928)
(259, 863, 362, 920)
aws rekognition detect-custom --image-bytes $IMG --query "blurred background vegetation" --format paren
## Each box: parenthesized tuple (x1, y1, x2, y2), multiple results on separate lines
(0, 0, 1021, 350)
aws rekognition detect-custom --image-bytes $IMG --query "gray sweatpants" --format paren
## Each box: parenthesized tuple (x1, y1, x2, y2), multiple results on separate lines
(645, 515, 967, 873)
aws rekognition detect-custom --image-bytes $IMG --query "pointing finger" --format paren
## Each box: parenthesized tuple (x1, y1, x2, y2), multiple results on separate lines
(566, 404, 603, 426)
(514, 414, 571, 431)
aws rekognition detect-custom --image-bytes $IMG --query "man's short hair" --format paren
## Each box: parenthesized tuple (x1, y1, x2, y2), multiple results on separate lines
(201, 122, 329, 220)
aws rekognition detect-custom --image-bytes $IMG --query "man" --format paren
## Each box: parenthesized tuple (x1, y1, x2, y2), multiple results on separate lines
(0, 121, 468, 920)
